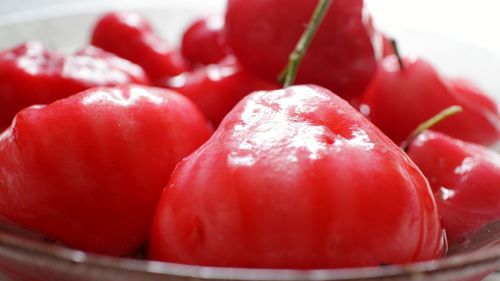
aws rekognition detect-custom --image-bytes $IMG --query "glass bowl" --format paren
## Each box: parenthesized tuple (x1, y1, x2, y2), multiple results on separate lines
(0, 221, 498, 281)
(0, 1, 499, 280)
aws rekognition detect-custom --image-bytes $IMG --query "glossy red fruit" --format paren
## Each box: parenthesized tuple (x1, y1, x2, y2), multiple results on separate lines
(0, 85, 212, 256)
(407, 130, 500, 243)
(0, 41, 151, 130)
(181, 15, 230, 67)
(225, 0, 380, 101)
(165, 57, 279, 127)
(91, 12, 187, 84)
(361, 56, 500, 146)
(150, 85, 445, 268)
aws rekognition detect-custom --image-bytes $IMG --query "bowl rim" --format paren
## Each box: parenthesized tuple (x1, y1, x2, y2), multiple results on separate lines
(0, 225, 498, 281)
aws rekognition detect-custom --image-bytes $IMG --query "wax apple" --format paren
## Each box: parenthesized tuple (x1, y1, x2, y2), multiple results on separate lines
(0, 85, 212, 255)
(150, 85, 445, 268)
(91, 12, 187, 84)
(181, 15, 230, 67)
(225, 0, 380, 101)
(165, 58, 279, 127)
(0, 41, 150, 129)
(407, 130, 500, 243)
(361, 56, 500, 146)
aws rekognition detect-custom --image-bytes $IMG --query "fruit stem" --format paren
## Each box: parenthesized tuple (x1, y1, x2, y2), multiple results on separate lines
(278, 0, 332, 87)
(390, 39, 405, 70)
(401, 105, 463, 152)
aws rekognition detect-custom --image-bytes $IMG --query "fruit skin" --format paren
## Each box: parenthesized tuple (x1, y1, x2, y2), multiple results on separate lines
(0, 85, 212, 256)
(181, 15, 230, 67)
(381, 35, 395, 57)
(361, 56, 500, 146)
(407, 130, 500, 243)
(225, 0, 379, 101)
(91, 12, 187, 84)
(149, 85, 445, 268)
(165, 57, 279, 127)
(0, 41, 151, 130)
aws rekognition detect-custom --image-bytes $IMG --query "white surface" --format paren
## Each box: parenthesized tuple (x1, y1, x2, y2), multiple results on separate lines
(366, 0, 500, 57)
(487, 275, 500, 281)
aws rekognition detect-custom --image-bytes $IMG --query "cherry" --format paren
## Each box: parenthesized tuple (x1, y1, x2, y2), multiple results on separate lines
(149, 85, 445, 268)
(360, 55, 500, 146)
(407, 130, 500, 244)
(165, 57, 279, 127)
(224, 0, 380, 101)
(181, 15, 230, 67)
(91, 12, 188, 85)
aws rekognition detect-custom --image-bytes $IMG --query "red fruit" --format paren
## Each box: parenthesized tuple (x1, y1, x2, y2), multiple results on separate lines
(181, 15, 230, 67)
(149, 85, 445, 268)
(91, 12, 188, 84)
(381, 35, 395, 57)
(0, 85, 212, 255)
(165, 57, 279, 127)
(225, 0, 380, 101)
(450, 78, 500, 115)
(0, 41, 150, 129)
(70, 45, 152, 85)
(361, 56, 500, 146)
(407, 131, 500, 243)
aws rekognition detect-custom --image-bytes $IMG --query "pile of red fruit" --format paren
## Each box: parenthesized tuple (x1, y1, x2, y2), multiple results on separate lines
(0, 0, 499, 272)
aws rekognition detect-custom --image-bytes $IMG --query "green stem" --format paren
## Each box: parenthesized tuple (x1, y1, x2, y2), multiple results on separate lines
(390, 38, 405, 70)
(278, 0, 332, 87)
(401, 105, 463, 152)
